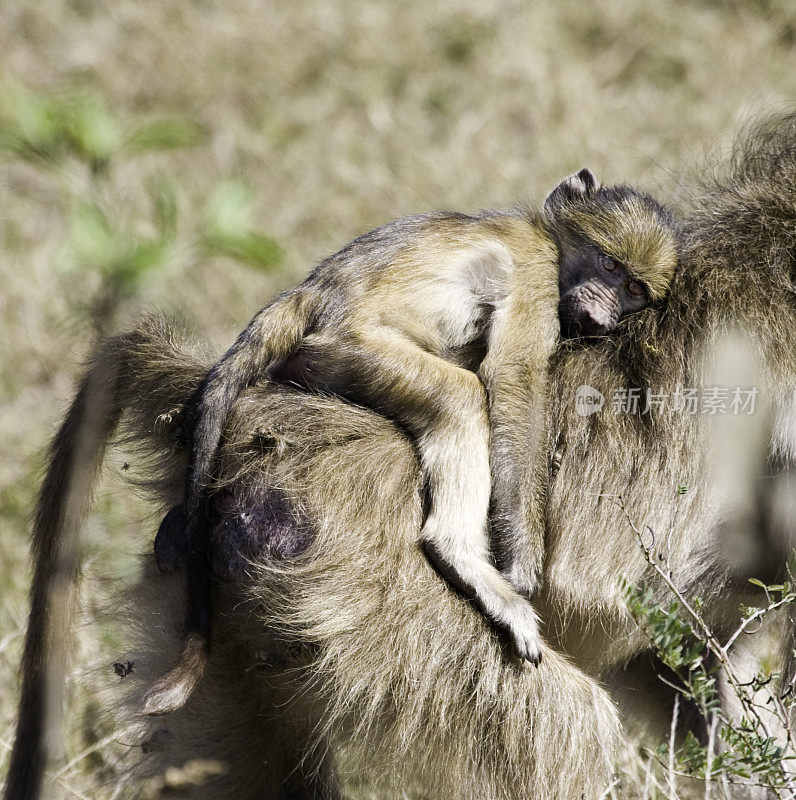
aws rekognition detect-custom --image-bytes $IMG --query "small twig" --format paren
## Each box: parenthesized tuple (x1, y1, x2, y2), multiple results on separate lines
(643, 751, 654, 800)
(668, 694, 680, 799)
(617, 495, 796, 794)
(648, 752, 785, 789)
(705, 712, 718, 800)
(628, 753, 685, 799)
(596, 777, 621, 800)
(725, 598, 793, 652)
(617, 498, 769, 723)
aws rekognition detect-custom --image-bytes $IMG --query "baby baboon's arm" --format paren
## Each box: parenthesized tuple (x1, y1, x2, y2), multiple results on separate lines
(481, 248, 560, 600)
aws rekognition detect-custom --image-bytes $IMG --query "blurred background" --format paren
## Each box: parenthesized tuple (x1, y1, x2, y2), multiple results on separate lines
(0, 0, 794, 795)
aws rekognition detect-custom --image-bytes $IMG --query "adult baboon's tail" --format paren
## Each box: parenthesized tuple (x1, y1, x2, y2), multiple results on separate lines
(3, 316, 206, 800)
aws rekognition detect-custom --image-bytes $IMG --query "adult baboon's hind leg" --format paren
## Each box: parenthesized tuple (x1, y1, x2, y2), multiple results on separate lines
(121, 562, 342, 800)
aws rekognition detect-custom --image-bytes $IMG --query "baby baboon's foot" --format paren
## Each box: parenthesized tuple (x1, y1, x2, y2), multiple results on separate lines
(503, 599, 543, 666)
(154, 505, 187, 574)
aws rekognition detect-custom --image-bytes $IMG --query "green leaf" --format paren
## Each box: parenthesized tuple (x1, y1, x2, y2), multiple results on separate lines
(68, 200, 116, 268)
(202, 231, 283, 271)
(110, 240, 170, 291)
(204, 179, 255, 236)
(60, 90, 123, 170)
(67, 199, 172, 289)
(0, 81, 63, 163)
(124, 116, 205, 155)
(200, 179, 283, 270)
(147, 175, 178, 240)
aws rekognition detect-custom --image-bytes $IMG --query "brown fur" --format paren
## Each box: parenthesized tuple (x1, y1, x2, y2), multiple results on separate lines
(155, 176, 677, 712)
(120, 113, 793, 797)
(5, 114, 794, 799)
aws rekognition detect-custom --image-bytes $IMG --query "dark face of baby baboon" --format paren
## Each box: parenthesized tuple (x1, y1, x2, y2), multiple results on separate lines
(544, 168, 679, 338)
(557, 243, 650, 337)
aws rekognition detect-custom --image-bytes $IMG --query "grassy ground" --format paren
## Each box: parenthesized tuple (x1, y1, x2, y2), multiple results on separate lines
(0, 0, 794, 796)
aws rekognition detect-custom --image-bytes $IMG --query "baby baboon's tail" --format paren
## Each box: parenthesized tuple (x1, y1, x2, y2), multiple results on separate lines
(142, 287, 320, 716)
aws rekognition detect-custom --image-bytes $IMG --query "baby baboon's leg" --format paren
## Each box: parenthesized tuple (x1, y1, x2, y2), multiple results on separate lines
(292, 329, 542, 662)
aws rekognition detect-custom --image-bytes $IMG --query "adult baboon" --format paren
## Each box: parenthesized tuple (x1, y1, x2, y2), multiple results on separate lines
(5, 113, 795, 800)
(147, 170, 678, 715)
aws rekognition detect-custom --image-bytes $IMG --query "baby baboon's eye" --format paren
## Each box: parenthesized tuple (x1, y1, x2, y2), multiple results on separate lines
(626, 280, 645, 297)
(600, 253, 619, 272)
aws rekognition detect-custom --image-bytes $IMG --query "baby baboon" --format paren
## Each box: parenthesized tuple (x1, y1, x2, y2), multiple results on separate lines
(146, 169, 678, 714)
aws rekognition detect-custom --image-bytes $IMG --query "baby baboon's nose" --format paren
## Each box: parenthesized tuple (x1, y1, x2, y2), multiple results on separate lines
(578, 311, 608, 336)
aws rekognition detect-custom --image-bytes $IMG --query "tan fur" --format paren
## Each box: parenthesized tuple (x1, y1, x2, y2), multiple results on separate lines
(6, 184, 678, 792)
(5, 312, 620, 799)
(8, 114, 793, 799)
(101, 329, 620, 799)
(102, 113, 793, 798)
(152, 182, 678, 712)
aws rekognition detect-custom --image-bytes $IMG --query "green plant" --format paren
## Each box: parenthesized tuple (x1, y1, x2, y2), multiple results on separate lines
(0, 81, 283, 326)
(620, 495, 796, 797)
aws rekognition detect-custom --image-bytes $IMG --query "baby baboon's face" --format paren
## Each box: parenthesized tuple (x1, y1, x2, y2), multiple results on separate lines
(558, 243, 649, 338)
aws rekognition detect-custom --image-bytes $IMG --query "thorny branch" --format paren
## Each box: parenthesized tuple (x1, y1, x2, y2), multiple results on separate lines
(615, 495, 796, 796)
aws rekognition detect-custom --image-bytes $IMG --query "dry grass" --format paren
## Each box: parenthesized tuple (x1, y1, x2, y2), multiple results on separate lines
(0, 0, 794, 796)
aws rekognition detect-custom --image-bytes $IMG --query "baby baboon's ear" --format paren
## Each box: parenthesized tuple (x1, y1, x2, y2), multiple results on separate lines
(544, 167, 601, 215)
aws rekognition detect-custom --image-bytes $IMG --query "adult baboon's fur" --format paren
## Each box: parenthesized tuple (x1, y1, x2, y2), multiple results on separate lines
(5, 113, 795, 800)
(148, 171, 677, 714)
